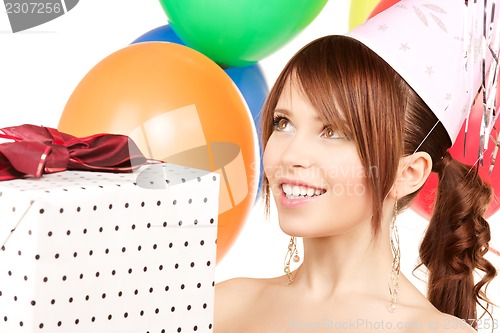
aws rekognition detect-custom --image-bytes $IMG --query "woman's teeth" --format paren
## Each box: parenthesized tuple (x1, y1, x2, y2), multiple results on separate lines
(282, 184, 325, 199)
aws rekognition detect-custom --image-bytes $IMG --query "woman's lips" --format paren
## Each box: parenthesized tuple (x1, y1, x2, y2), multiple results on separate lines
(278, 181, 326, 207)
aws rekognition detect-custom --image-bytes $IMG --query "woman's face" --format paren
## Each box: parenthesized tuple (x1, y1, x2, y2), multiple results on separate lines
(263, 81, 373, 238)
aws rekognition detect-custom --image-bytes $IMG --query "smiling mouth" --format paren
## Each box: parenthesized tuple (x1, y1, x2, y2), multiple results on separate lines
(281, 184, 326, 199)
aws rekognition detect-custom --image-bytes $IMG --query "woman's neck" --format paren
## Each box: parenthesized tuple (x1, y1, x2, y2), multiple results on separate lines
(290, 215, 394, 301)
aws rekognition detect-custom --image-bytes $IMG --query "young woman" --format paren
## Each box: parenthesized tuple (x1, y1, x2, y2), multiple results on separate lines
(215, 1, 498, 332)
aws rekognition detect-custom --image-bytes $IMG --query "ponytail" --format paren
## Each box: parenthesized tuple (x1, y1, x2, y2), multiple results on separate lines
(418, 152, 497, 327)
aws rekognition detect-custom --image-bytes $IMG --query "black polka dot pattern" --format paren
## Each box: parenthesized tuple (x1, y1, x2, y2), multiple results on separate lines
(0, 164, 219, 332)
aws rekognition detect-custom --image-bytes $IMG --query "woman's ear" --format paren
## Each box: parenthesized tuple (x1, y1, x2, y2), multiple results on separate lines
(389, 152, 432, 198)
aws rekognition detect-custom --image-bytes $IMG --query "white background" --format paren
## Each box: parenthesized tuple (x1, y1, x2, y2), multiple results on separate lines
(1, 0, 499, 323)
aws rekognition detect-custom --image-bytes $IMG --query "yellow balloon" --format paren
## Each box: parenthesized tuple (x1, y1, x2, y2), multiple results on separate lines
(348, 0, 380, 29)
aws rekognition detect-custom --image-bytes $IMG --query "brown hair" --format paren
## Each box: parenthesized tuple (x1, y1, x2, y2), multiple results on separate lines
(260, 35, 496, 325)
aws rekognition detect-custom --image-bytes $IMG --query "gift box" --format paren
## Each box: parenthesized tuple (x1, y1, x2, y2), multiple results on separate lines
(0, 163, 220, 333)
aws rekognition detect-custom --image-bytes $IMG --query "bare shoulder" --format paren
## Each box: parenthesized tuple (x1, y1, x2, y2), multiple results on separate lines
(215, 277, 268, 305)
(214, 277, 275, 333)
(408, 309, 476, 333)
(215, 275, 270, 290)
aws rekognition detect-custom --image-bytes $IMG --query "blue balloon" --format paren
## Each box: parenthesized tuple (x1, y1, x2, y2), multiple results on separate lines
(132, 25, 185, 45)
(224, 65, 268, 129)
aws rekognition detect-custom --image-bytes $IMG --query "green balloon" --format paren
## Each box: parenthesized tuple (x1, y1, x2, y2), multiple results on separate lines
(160, 0, 329, 67)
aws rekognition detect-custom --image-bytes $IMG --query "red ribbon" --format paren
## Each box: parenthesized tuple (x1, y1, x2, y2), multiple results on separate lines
(0, 124, 147, 181)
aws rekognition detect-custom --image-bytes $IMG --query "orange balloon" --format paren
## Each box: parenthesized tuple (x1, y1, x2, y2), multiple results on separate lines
(58, 42, 259, 263)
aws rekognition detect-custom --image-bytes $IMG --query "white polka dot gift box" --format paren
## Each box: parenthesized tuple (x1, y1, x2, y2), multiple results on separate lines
(0, 163, 220, 333)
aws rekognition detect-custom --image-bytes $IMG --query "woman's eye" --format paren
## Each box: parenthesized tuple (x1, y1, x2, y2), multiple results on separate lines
(322, 127, 343, 139)
(273, 116, 292, 132)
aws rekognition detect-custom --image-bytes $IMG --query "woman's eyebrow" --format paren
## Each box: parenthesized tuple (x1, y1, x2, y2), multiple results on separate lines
(274, 107, 327, 123)
(273, 108, 292, 116)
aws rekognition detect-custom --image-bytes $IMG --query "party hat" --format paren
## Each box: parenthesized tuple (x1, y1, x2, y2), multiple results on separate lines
(347, 0, 500, 170)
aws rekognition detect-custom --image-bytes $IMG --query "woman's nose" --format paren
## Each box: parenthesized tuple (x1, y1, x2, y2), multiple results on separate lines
(280, 134, 313, 169)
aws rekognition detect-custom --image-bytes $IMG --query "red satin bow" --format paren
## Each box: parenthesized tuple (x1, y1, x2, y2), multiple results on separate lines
(0, 124, 147, 181)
